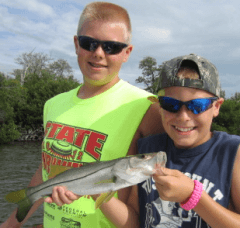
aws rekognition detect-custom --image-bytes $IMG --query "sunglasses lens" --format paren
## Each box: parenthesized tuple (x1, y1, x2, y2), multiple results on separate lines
(79, 36, 99, 52)
(159, 97, 181, 113)
(188, 99, 214, 114)
(103, 42, 125, 54)
(159, 97, 217, 114)
(78, 36, 127, 55)
(89, 41, 99, 52)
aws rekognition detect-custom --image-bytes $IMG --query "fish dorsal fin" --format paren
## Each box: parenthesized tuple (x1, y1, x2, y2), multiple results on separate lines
(95, 191, 117, 209)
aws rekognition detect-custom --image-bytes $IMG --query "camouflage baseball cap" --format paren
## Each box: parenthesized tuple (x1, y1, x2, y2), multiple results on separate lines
(157, 53, 221, 97)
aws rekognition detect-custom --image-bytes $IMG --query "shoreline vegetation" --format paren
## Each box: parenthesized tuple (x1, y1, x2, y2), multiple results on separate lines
(0, 52, 81, 144)
(16, 128, 44, 142)
(1, 54, 240, 145)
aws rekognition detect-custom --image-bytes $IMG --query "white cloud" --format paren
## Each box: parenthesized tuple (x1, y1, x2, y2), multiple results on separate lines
(1, 0, 56, 18)
(135, 27, 171, 43)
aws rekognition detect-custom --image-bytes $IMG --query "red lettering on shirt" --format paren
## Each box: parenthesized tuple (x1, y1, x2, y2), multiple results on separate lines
(52, 157, 57, 166)
(55, 126, 75, 143)
(45, 122, 52, 136)
(85, 132, 106, 160)
(77, 151, 83, 160)
(42, 152, 52, 173)
(67, 162, 73, 167)
(62, 160, 67, 166)
(47, 123, 63, 138)
(42, 151, 84, 174)
(57, 158, 63, 166)
(75, 129, 91, 148)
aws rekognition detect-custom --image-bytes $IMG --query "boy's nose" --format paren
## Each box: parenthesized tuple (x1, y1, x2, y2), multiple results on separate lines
(175, 105, 192, 120)
(93, 45, 105, 59)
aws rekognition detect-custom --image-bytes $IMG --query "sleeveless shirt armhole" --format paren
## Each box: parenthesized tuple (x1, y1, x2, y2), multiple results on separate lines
(137, 133, 168, 155)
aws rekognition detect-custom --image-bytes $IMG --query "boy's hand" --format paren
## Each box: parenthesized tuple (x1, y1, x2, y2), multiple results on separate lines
(153, 167, 194, 203)
(44, 186, 81, 206)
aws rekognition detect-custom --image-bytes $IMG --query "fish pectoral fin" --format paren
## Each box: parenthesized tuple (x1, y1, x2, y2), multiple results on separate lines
(95, 191, 117, 209)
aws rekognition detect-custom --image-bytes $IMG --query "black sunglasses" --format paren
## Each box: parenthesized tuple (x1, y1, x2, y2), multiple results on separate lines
(158, 96, 218, 114)
(77, 36, 128, 55)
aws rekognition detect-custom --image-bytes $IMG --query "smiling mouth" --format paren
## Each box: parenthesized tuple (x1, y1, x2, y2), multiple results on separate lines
(174, 126, 196, 132)
(89, 62, 107, 68)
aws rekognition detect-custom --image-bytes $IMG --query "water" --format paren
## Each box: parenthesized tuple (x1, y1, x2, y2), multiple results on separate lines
(0, 141, 43, 227)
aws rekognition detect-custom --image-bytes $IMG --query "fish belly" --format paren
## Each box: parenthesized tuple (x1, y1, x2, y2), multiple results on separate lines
(27, 165, 115, 200)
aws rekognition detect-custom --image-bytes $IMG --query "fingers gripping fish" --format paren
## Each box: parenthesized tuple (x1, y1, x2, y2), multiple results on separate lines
(5, 152, 167, 222)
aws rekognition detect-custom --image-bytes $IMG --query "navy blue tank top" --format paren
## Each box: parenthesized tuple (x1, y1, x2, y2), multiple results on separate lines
(138, 131, 240, 228)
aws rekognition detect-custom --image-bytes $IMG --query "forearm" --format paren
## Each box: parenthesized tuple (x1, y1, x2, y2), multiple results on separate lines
(1, 209, 21, 228)
(95, 186, 140, 228)
(1, 199, 43, 228)
(100, 196, 139, 228)
(194, 191, 240, 228)
(28, 163, 43, 187)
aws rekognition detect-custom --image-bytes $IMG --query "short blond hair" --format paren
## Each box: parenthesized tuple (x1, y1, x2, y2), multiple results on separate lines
(77, 2, 132, 44)
(177, 67, 199, 80)
(157, 66, 199, 96)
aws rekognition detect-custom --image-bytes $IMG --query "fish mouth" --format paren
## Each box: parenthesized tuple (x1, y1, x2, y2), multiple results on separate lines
(128, 152, 166, 171)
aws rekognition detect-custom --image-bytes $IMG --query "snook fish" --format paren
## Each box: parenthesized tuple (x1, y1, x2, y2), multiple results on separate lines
(5, 152, 167, 222)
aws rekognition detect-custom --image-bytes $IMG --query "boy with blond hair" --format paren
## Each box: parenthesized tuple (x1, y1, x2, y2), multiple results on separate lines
(94, 54, 240, 227)
(1, 2, 163, 228)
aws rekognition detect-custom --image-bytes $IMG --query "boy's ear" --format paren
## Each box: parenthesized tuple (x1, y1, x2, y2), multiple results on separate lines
(213, 97, 224, 118)
(123, 45, 133, 62)
(73, 36, 79, 54)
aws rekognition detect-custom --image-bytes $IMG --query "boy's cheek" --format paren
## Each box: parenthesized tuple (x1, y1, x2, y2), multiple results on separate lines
(160, 108, 170, 122)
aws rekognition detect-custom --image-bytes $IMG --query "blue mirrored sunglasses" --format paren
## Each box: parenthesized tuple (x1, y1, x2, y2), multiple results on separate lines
(78, 36, 128, 55)
(158, 96, 218, 114)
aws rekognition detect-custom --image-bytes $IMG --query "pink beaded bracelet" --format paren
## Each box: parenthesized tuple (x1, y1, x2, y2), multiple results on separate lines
(180, 180, 203, 211)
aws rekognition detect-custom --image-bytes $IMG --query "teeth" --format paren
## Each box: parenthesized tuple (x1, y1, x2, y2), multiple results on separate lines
(175, 126, 194, 132)
(90, 62, 105, 68)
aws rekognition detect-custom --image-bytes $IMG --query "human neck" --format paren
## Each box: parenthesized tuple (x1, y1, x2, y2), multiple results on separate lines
(77, 77, 120, 99)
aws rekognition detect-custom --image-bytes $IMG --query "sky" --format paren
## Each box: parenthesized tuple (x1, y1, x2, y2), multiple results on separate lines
(0, 0, 240, 98)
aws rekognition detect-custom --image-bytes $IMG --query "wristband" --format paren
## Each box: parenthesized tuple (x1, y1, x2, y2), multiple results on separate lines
(180, 180, 203, 211)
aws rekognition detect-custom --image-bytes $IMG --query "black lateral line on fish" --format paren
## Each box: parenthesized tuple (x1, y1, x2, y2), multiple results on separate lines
(27, 162, 116, 197)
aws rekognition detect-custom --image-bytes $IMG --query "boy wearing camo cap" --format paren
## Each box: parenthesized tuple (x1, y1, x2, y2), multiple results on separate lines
(98, 54, 240, 227)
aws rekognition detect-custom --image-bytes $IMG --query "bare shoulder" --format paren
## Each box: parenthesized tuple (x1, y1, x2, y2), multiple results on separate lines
(138, 102, 164, 137)
(230, 144, 240, 213)
(126, 102, 164, 157)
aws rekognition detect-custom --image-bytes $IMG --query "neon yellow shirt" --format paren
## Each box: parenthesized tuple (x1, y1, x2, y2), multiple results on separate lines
(42, 80, 154, 227)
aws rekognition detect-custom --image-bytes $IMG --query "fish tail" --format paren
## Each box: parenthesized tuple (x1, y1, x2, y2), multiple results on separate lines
(5, 189, 27, 203)
(5, 189, 33, 222)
